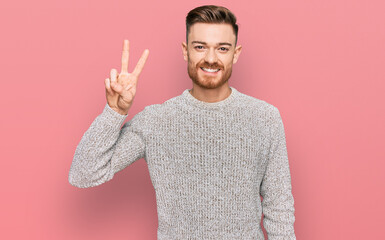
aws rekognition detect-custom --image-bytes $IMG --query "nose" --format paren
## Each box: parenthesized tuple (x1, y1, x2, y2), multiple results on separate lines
(204, 48, 218, 64)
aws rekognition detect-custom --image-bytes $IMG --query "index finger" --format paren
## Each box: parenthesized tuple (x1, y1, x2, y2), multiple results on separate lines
(121, 39, 129, 73)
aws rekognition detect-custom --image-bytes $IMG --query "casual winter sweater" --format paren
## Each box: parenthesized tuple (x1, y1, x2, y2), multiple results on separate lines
(68, 86, 296, 240)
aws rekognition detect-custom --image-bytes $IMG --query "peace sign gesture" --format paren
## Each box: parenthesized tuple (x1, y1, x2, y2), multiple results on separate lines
(105, 40, 149, 115)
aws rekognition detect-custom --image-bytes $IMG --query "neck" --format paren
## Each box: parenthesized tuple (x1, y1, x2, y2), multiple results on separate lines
(189, 84, 232, 103)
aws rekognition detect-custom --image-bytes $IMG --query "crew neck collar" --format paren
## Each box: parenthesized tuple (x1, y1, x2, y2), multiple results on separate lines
(181, 86, 239, 110)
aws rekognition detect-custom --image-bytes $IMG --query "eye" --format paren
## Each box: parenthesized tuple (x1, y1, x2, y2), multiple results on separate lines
(219, 47, 229, 51)
(194, 46, 204, 50)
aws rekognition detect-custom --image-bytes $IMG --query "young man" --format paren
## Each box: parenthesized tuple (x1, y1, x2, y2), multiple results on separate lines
(69, 5, 296, 240)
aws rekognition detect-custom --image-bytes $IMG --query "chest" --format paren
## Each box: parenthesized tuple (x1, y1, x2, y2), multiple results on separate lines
(144, 114, 270, 188)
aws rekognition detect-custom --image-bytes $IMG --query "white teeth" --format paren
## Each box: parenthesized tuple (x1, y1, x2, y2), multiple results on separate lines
(201, 67, 220, 72)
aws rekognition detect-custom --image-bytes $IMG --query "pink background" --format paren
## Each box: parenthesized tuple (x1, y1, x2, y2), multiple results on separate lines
(1, 0, 384, 239)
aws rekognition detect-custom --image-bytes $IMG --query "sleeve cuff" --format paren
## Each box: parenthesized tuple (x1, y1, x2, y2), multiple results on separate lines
(101, 103, 128, 128)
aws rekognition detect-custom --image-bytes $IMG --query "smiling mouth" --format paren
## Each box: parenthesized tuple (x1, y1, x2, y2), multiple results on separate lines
(200, 67, 220, 73)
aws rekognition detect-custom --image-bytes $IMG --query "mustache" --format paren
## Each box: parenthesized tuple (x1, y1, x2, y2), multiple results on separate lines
(198, 64, 223, 69)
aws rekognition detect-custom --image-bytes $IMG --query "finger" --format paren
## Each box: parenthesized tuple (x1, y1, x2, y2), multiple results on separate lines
(110, 80, 123, 95)
(125, 81, 134, 91)
(110, 68, 118, 82)
(105, 78, 113, 95)
(121, 39, 129, 73)
(132, 49, 149, 77)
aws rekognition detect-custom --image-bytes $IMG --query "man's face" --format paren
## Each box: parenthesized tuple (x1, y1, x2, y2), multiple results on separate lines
(182, 23, 242, 89)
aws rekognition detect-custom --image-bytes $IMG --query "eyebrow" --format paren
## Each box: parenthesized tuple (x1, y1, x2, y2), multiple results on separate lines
(191, 41, 232, 47)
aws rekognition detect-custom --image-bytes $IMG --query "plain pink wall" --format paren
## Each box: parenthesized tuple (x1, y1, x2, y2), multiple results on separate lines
(1, 0, 384, 239)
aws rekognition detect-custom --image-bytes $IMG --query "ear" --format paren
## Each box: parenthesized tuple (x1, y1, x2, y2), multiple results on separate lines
(182, 42, 188, 61)
(232, 45, 242, 64)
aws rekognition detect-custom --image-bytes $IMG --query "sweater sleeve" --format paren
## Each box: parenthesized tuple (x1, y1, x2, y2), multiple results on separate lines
(68, 103, 146, 188)
(260, 106, 296, 239)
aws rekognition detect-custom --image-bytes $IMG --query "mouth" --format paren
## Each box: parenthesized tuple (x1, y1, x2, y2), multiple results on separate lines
(200, 67, 221, 74)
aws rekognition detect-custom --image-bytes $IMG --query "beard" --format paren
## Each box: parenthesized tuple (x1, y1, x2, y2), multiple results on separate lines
(187, 57, 233, 89)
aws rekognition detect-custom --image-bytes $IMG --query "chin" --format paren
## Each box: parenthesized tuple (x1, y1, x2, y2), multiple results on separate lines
(193, 78, 228, 89)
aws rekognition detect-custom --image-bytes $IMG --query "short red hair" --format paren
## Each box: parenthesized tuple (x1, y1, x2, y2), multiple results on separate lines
(186, 5, 239, 45)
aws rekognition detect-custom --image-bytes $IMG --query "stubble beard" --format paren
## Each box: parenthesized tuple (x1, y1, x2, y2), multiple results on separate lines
(187, 57, 233, 90)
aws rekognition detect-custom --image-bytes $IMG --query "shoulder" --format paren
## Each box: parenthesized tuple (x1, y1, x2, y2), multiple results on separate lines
(142, 94, 183, 115)
(236, 93, 285, 141)
(236, 91, 280, 117)
(126, 94, 181, 128)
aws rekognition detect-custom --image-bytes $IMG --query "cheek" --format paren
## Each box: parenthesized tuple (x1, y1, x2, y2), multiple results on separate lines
(221, 55, 232, 64)
(188, 52, 205, 62)
(189, 58, 202, 69)
(188, 59, 197, 68)
(223, 58, 234, 68)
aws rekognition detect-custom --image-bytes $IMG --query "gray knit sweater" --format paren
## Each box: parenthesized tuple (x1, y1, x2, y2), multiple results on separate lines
(68, 86, 296, 239)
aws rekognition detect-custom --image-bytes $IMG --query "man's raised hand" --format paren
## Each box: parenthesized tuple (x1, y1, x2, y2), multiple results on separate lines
(105, 39, 149, 115)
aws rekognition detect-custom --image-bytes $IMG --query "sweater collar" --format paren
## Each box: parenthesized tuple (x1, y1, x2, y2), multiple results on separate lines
(181, 86, 239, 110)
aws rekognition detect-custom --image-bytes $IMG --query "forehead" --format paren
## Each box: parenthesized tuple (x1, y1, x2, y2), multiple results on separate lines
(188, 23, 235, 45)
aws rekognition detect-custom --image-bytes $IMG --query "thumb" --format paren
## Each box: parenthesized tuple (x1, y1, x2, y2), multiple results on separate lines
(110, 81, 123, 95)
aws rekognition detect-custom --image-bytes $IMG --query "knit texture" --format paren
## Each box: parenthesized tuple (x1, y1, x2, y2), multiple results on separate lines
(69, 86, 296, 239)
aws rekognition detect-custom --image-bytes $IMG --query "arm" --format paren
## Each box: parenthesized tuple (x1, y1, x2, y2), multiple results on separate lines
(68, 103, 146, 188)
(69, 39, 149, 188)
(260, 107, 296, 239)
